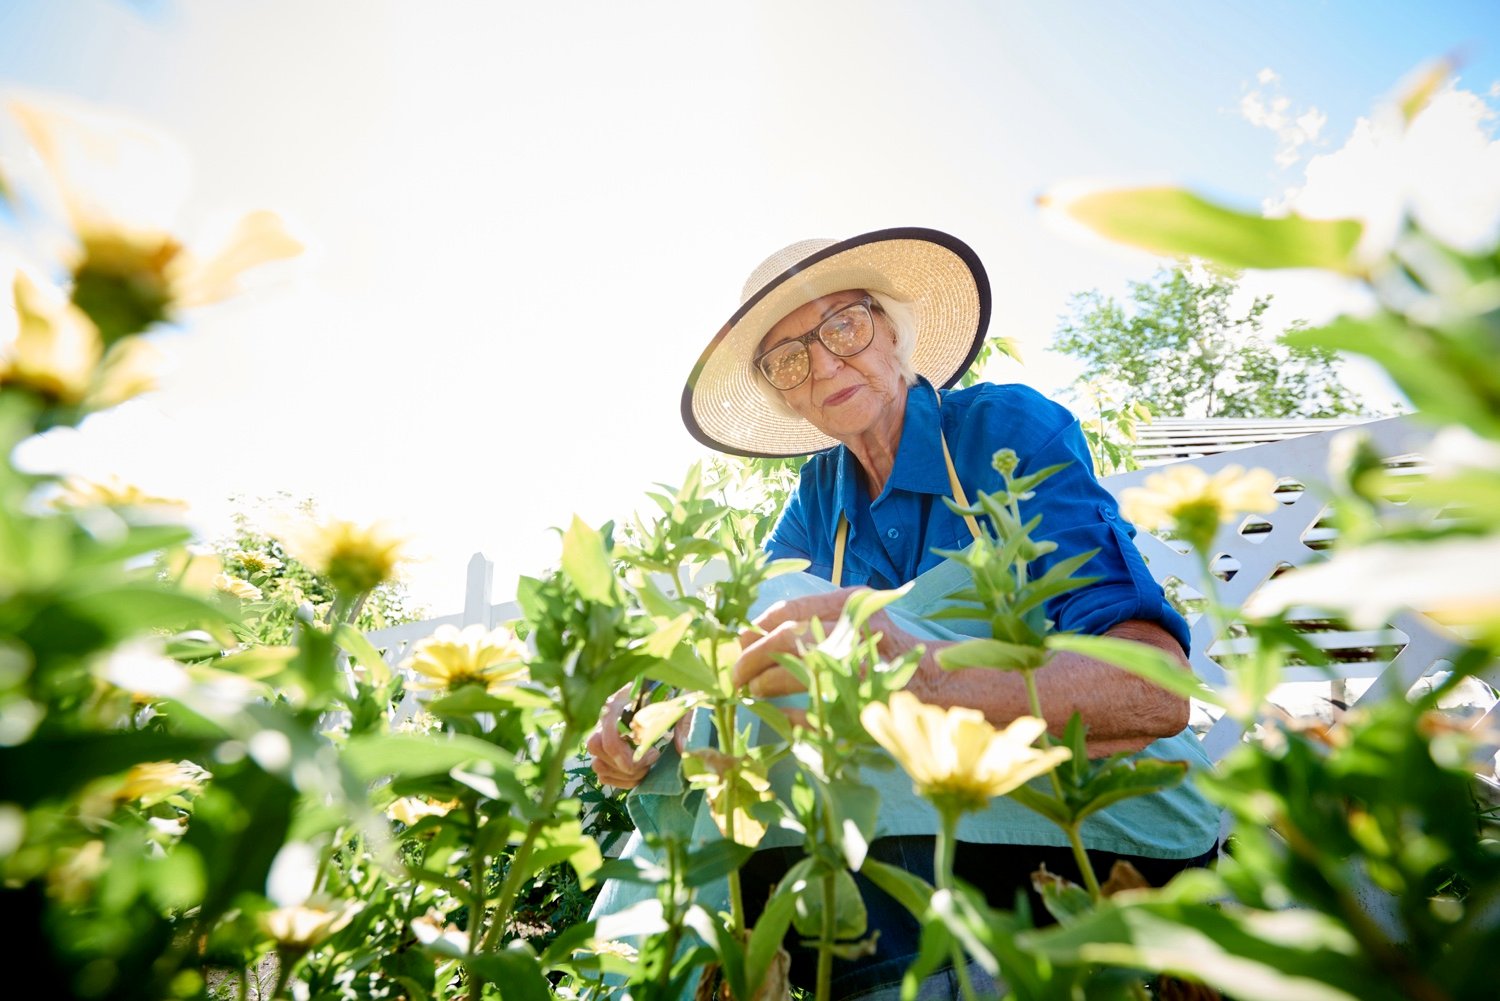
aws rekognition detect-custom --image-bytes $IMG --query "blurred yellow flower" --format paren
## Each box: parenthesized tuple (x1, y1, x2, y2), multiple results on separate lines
(117, 759, 211, 808)
(587, 938, 639, 961)
(230, 550, 283, 576)
(49, 839, 106, 906)
(2, 272, 99, 403)
(89, 333, 165, 408)
(213, 573, 263, 602)
(280, 518, 407, 597)
(56, 474, 188, 514)
(386, 796, 458, 826)
(411, 910, 469, 953)
(259, 898, 362, 950)
(401, 624, 527, 692)
(1119, 464, 1278, 551)
(9, 99, 301, 340)
(3, 272, 170, 416)
(860, 691, 1071, 813)
(160, 544, 223, 592)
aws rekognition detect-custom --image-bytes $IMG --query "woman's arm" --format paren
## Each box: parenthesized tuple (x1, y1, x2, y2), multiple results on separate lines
(734, 591, 1190, 757)
(901, 618, 1189, 756)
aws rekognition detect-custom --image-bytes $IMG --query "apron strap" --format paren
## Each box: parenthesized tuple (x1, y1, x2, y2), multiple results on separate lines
(831, 515, 849, 589)
(831, 388, 984, 587)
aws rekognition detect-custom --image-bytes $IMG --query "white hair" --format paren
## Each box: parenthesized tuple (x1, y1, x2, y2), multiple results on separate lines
(753, 291, 919, 418)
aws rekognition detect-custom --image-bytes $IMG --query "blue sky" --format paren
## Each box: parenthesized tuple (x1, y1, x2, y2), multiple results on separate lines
(1, 1, 1497, 610)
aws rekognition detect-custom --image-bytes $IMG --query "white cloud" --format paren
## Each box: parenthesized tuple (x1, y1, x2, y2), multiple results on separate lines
(1237, 71, 1325, 167)
(1266, 83, 1500, 257)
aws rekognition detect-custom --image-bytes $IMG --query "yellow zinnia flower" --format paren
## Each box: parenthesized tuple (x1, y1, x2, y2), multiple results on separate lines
(1119, 464, 1278, 552)
(259, 898, 362, 950)
(385, 796, 458, 827)
(279, 518, 407, 596)
(860, 691, 1071, 814)
(116, 759, 211, 808)
(9, 100, 302, 340)
(213, 573, 263, 602)
(55, 474, 188, 513)
(401, 624, 527, 692)
(230, 550, 283, 576)
(2, 272, 99, 403)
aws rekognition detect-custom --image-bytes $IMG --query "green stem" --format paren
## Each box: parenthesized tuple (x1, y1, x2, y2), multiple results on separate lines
(1024, 669, 1104, 902)
(1065, 821, 1103, 902)
(815, 869, 836, 1001)
(652, 838, 689, 997)
(935, 807, 979, 1001)
(1022, 669, 1068, 801)
(479, 727, 576, 956)
(270, 948, 294, 999)
(713, 699, 747, 934)
(806, 656, 843, 1001)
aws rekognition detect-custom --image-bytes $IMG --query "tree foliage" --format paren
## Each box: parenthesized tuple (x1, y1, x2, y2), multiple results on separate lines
(1054, 265, 1365, 419)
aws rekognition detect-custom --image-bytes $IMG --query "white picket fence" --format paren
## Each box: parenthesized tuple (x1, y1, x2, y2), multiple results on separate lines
(364, 414, 1497, 767)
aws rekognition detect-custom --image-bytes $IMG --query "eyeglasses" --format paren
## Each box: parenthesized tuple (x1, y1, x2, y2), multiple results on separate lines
(753, 296, 879, 391)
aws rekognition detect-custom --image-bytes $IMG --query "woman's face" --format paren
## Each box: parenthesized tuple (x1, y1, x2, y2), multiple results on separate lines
(759, 290, 907, 443)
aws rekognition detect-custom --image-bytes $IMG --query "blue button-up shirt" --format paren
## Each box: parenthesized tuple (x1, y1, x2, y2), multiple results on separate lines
(766, 378, 1190, 652)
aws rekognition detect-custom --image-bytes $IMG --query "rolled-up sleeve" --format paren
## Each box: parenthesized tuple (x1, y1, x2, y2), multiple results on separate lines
(1013, 415, 1191, 654)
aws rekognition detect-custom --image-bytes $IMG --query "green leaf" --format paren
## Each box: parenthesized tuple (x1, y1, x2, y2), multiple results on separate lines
(342, 732, 520, 782)
(1008, 784, 1072, 826)
(744, 699, 797, 743)
(628, 693, 698, 756)
(0, 732, 218, 806)
(1033, 867, 1095, 924)
(1020, 900, 1397, 1001)
(638, 611, 693, 659)
(537, 920, 597, 967)
(746, 879, 798, 997)
(683, 839, 754, 889)
(68, 584, 237, 635)
(826, 783, 881, 870)
(561, 515, 614, 604)
(462, 943, 551, 1001)
(937, 637, 1048, 672)
(840, 584, 911, 631)
(684, 904, 748, 1001)
(859, 857, 934, 920)
(1059, 187, 1364, 274)
(647, 643, 719, 692)
(72, 524, 194, 573)
(1287, 314, 1496, 433)
(1075, 759, 1189, 822)
(425, 685, 551, 717)
(792, 866, 867, 941)
(1007, 462, 1072, 497)
(1047, 634, 1224, 707)
(332, 623, 392, 686)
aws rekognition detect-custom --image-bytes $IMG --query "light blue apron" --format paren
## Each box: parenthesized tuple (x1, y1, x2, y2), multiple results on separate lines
(588, 559, 1221, 946)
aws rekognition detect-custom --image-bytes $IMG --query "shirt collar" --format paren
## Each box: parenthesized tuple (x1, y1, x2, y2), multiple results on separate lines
(886, 377, 952, 495)
(830, 377, 951, 517)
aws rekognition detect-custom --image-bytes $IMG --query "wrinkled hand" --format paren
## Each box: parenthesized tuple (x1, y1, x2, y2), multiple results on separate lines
(586, 685, 689, 790)
(732, 586, 920, 699)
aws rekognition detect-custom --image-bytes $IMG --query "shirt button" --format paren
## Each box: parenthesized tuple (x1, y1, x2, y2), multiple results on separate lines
(886, 528, 899, 539)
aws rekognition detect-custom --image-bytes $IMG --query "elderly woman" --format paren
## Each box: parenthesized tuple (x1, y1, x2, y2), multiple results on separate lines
(589, 229, 1218, 999)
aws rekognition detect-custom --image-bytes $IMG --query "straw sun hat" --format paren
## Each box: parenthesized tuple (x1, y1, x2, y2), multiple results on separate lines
(681, 227, 991, 458)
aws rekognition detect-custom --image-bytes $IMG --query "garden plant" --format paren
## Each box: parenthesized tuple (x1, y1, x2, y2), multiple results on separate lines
(1, 64, 1497, 1001)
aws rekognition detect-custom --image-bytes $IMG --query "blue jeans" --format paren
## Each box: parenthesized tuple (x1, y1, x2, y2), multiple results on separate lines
(739, 836, 1215, 1000)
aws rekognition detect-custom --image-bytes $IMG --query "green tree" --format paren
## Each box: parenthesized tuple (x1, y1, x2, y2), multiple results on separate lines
(1054, 265, 1364, 418)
